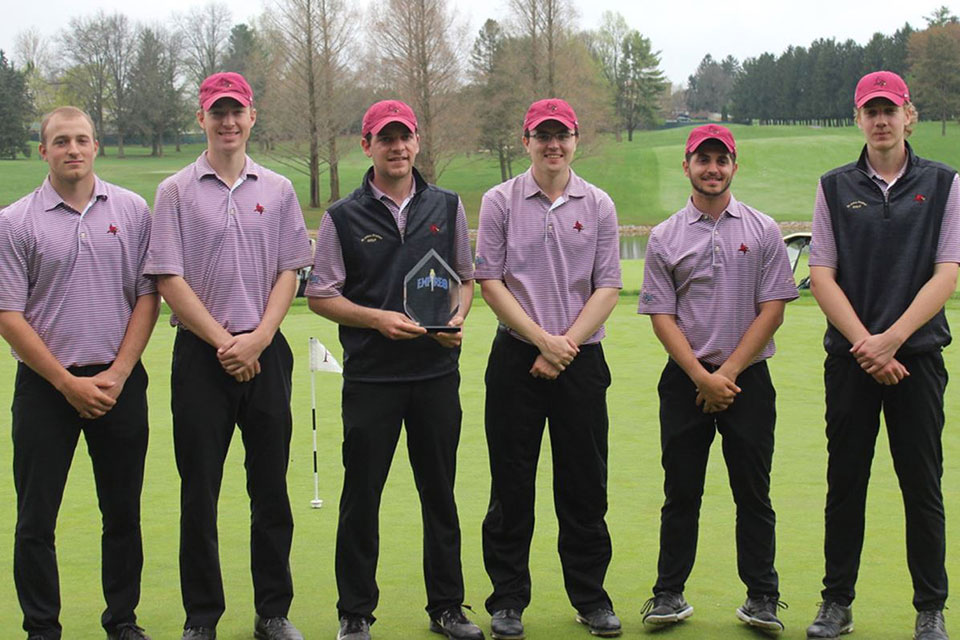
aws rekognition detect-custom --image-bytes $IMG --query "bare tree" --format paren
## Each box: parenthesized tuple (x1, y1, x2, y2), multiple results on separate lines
(264, 0, 357, 206)
(369, 0, 465, 183)
(508, 0, 574, 96)
(176, 2, 233, 88)
(60, 12, 112, 156)
(14, 28, 58, 119)
(104, 13, 136, 157)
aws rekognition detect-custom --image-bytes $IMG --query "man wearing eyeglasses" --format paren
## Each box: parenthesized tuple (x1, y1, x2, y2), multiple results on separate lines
(474, 98, 623, 639)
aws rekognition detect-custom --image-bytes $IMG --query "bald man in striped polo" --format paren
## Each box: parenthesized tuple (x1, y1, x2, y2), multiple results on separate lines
(638, 124, 797, 634)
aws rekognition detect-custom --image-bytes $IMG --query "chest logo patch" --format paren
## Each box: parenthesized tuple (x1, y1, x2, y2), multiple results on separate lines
(573, 220, 584, 232)
(739, 243, 749, 254)
(107, 224, 119, 235)
(915, 193, 926, 202)
(361, 233, 383, 244)
(254, 203, 265, 214)
(641, 291, 654, 304)
(430, 223, 440, 234)
(846, 200, 868, 209)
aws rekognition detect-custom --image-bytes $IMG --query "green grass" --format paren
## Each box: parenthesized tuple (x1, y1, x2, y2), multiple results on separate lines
(4, 121, 960, 228)
(1, 283, 959, 639)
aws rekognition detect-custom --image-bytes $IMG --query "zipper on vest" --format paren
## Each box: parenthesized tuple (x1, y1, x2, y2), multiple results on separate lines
(858, 167, 891, 220)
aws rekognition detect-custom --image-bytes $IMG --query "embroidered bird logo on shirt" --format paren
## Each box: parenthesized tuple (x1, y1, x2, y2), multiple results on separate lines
(430, 224, 440, 234)
(107, 224, 119, 235)
(915, 194, 926, 202)
(255, 203, 265, 214)
(739, 243, 749, 254)
(573, 221, 584, 232)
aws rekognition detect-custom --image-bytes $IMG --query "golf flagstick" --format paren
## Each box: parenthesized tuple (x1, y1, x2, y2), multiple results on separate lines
(308, 337, 342, 509)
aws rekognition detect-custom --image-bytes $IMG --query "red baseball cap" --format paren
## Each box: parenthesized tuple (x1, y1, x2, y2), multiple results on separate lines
(685, 124, 736, 155)
(855, 71, 910, 108)
(199, 72, 254, 111)
(524, 98, 578, 132)
(362, 100, 418, 137)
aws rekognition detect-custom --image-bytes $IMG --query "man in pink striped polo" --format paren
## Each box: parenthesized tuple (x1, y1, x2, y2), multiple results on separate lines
(638, 124, 797, 633)
(144, 72, 312, 640)
(474, 98, 623, 639)
(0, 106, 159, 640)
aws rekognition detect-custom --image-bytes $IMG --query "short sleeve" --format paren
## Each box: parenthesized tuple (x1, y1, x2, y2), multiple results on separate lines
(474, 191, 507, 280)
(0, 213, 28, 312)
(935, 173, 960, 264)
(592, 195, 622, 289)
(278, 180, 313, 272)
(304, 212, 346, 298)
(757, 222, 799, 304)
(637, 232, 678, 315)
(809, 181, 838, 269)
(143, 180, 185, 276)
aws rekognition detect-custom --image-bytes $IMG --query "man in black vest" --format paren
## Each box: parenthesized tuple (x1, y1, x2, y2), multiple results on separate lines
(306, 100, 482, 640)
(807, 71, 959, 640)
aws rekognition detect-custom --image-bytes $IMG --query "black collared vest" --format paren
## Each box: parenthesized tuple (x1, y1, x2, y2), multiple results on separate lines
(328, 167, 461, 382)
(820, 142, 955, 356)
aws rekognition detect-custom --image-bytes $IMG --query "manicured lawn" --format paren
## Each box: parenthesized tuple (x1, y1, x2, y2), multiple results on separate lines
(4, 121, 960, 228)
(1, 285, 958, 639)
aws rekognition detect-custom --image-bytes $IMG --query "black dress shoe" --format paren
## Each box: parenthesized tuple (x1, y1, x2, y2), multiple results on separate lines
(338, 616, 371, 640)
(255, 616, 304, 640)
(107, 623, 151, 640)
(490, 609, 524, 640)
(181, 628, 216, 640)
(575, 609, 622, 637)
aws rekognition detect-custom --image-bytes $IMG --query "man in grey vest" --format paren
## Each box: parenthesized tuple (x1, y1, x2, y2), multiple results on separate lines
(807, 70, 959, 640)
(306, 100, 481, 640)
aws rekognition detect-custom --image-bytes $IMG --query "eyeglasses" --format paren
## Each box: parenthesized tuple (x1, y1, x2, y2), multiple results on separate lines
(529, 131, 577, 143)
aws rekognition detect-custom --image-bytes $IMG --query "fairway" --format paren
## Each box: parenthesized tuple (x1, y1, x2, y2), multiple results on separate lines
(3, 121, 960, 229)
(1, 288, 958, 639)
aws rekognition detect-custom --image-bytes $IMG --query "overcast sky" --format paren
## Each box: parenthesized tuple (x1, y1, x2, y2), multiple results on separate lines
(1, 0, 955, 86)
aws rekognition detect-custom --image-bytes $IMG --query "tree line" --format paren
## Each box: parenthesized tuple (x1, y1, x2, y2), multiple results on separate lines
(1, 0, 668, 204)
(686, 6, 960, 134)
(1, 2, 959, 204)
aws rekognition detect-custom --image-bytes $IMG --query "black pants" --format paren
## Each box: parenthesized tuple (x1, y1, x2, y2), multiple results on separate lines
(172, 329, 295, 629)
(336, 372, 465, 620)
(654, 359, 779, 598)
(482, 330, 613, 615)
(12, 361, 148, 639)
(821, 351, 948, 610)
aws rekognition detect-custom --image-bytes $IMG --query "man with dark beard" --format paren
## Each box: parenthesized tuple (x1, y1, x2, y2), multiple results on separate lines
(638, 124, 797, 634)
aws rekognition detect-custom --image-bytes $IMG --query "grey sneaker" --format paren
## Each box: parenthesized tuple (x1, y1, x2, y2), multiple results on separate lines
(641, 592, 693, 625)
(429, 607, 484, 640)
(254, 616, 303, 640)
(575, 608, 621, 637)
(490, 609, 524, 640)
(107, 624, 151, 640)
(807, 601, 853, 638)
(736, 596, 787, 633)
(915, 610, 948, 640)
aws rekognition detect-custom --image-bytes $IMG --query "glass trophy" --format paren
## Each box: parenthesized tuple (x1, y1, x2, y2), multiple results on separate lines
(403, 248, 461, 332)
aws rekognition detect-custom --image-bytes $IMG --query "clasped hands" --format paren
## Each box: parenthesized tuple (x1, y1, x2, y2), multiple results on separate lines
(849, 332, 909, 386)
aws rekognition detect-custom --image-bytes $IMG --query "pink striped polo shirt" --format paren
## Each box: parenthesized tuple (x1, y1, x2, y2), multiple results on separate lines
(474, 168, 622, 344)
(638, 195, 798, 366)
(0, 177, 156, 367)
(145, 153, 313, 332)
(810, 170, 960, 269)
(305, 180, 474, 298)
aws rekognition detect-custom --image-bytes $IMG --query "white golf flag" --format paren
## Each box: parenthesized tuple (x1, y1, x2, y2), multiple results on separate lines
(309, 337, 342, 373)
